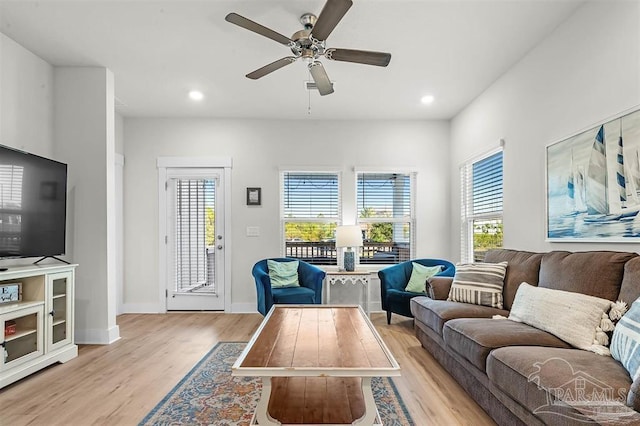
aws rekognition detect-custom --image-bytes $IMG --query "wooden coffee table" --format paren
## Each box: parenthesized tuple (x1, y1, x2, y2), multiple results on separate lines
(232, 305, 400, 425)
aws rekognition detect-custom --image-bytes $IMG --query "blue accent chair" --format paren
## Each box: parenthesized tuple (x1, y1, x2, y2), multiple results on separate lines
(252, 258, 326, 316)
(378, 258, 455, 324)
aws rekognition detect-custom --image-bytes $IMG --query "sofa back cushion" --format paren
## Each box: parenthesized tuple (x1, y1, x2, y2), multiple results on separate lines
(483, 249, 544, 310)
(538, 251, 637, 301)
(619, 257, 640, 306)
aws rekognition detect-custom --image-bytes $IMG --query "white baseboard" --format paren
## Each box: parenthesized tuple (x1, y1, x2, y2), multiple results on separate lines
(369, 301, 382, 312)
(75, 325, 121, 345)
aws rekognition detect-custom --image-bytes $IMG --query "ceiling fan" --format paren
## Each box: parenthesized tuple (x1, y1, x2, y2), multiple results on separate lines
(225, 0, 391, 96)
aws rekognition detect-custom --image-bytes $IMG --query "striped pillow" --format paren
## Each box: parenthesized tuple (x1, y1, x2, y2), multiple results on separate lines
(611, 297, 640, 381)
(447, 261, 508, 309)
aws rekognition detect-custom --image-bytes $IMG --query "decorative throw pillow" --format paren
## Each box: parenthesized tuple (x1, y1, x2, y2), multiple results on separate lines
(267, 260, 300, 288)
(447, 261, 508, 309)
(405, 263, 443, 293)
(509, 282, 615, 355)
(611, 297, 640, 380)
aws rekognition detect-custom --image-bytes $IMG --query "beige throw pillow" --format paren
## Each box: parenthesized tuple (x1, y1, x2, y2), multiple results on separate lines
(509, 282, 613, 355)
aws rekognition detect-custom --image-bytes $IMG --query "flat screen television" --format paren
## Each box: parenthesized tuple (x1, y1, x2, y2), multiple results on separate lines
(0, 144, 67, 259)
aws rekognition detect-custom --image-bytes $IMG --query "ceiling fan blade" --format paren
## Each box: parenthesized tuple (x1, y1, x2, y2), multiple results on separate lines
(325, 48, 391, 67)
(246, 57, 297, 80)
(310, 0, 353, 41)
(308, 62, 334, 96)
(225, 13, 293, 46)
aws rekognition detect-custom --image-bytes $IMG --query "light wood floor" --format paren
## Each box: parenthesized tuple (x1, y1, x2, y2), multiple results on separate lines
(0, 312, 496, 426)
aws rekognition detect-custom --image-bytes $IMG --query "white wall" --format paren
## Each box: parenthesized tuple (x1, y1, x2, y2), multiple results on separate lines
(123, 118, 450, 312)
(54, 67, 119, 343)
(0, 33, 54, 157)
(0, 32, 58, 269)
(451, 0, 640, 258)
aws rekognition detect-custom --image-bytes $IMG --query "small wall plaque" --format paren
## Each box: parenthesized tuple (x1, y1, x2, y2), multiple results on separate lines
(0, 283, 22, 304)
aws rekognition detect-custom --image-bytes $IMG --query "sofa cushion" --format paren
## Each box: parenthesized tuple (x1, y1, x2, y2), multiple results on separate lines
(630, 376, 640, 411)
(448, 261, 508, 308)
(619, 257, 640, 307)
(426, 276, 453, 300)
(487, 346, 638, 424)
(410, 296, 508, 336)
(484, 249, 544, 310)
(538, 251, 637, 301)
(443, 318, 571, 372)
(272, 286, 315, 304)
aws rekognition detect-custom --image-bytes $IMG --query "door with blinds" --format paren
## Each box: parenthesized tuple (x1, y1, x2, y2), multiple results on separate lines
(165, 168, 225, 310)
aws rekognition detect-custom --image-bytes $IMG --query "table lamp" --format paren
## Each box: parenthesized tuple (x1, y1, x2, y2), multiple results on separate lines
(335, 225, 363, 272)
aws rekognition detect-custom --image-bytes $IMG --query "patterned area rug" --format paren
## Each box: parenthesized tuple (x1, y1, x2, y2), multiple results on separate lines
(140, 342, 414, 426)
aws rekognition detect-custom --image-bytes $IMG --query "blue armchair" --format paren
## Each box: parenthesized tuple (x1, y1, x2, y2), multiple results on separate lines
(252, 258, 326, 316)
(378, 258, 455, 324)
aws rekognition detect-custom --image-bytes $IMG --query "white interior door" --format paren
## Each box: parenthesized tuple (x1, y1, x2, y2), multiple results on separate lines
(165, 168, 225, 310)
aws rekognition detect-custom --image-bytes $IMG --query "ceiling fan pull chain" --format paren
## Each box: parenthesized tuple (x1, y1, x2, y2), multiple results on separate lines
(308, 71, 312, 115)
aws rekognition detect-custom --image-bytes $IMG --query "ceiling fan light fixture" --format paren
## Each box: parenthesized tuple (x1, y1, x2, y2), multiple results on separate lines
(305, 81, 335, 91)
(299, 13, 317, 30)
(188, 90, 204, 101)
(226, 0, 388, 96)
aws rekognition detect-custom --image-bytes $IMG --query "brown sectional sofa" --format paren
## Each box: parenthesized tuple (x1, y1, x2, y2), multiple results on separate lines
(410, 249, 640, 425)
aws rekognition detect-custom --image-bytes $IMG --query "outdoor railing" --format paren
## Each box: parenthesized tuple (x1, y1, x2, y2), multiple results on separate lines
(285, 241, 410, 265)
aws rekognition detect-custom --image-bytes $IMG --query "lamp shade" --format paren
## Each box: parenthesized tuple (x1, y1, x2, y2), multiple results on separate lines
(335, 225, 363, 248)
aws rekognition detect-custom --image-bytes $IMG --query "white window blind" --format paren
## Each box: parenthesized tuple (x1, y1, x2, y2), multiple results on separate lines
(280, 171, 340, 265)
(0, 165, 23, 254)
(0, 165, 23, 209)
(461, 150, 503, 262)
(357, 172, 415, 264)
(174, 178, 216, 292)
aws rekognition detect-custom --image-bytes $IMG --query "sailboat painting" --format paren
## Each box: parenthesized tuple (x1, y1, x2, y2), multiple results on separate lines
(547, 108, 640, 241)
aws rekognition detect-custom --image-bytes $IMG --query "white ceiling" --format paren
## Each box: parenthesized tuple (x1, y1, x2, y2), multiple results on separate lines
(0, 0, 583, 120)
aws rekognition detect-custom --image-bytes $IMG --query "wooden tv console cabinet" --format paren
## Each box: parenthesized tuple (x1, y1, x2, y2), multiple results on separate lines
(0, 263, 77, 389)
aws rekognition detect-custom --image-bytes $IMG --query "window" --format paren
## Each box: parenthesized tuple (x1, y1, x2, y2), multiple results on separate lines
(280, 171, 340, 265)
(461, 150, 503, 262)
(357, 172, 415, 265)
(173, 178, 217, 292)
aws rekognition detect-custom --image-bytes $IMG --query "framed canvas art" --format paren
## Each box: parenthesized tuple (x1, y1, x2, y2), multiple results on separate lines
(546, 107, 640, 241)
(246, 187, 261, 206)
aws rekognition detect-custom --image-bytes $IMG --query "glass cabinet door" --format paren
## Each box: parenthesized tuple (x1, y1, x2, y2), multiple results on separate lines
(1, 305, 44, 370)
(47, 272, 73, 351)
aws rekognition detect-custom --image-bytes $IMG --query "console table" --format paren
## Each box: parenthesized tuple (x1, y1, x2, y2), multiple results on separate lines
(325, 271, 372, 316)
(0, 263, 78, 388)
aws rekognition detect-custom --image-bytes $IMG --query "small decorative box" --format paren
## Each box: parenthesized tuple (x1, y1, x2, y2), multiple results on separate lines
(0, 282, 22, 304)
(4, 320, 16, 336)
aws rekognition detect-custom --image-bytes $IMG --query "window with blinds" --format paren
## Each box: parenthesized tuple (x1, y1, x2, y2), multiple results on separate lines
(280, 171, 340, 265)
(0, 165, 23, 254)
(174, 178, 217, 293)
(461, 150, 503, 262)
(357, 172, 415, 264)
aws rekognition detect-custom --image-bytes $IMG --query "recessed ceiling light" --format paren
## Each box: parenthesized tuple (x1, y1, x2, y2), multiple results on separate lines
(188, 90, 204, 101)
(421, 95, 435, 105)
